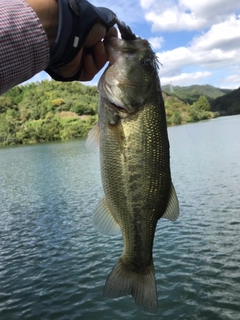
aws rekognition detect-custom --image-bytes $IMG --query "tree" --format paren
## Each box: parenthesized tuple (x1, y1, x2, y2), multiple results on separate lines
(170, 110, 182, 125)
(193, 95, 210, 111)
(228, 101, 240, 115)
(0, 96, 14, 113)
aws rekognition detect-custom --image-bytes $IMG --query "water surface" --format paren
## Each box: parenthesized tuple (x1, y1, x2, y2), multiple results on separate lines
(0, 115, 240, 319)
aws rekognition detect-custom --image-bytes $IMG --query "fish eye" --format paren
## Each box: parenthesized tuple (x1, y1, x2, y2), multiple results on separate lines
(140, 58, 154, 70)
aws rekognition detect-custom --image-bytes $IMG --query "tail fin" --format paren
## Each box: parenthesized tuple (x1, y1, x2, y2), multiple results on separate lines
(103, 258, 158, 314)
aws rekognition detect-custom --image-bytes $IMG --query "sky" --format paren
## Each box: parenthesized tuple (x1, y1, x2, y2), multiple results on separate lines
(30, 0, 240, 89)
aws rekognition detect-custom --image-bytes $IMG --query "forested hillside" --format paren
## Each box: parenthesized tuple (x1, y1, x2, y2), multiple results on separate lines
(162, 84, 231, 104)
(211, 87, 240, 115)
(0, 81, 98, 146)
(163, 92, 217, 126)
(0, 80, 218, 146)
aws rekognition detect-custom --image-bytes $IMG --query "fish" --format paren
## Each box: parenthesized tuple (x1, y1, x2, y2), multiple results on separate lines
(86, 22, 179, 314)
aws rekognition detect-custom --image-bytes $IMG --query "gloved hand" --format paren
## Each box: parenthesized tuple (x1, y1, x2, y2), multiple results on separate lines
(45, 0, 117, 81)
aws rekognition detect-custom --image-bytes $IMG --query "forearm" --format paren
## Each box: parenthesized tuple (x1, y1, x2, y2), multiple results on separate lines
(0, 0, 49, 95)
(25, 0, 58, 46)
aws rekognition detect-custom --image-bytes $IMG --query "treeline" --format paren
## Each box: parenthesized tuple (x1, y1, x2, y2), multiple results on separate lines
(0, 80, 218, 146)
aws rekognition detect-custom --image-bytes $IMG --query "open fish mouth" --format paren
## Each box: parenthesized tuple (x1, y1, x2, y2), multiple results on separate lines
(100, 80, 144, 116)
(101, 95, 128, 115)
(110, 102, 128, 114)
(100, 81, 129, 115)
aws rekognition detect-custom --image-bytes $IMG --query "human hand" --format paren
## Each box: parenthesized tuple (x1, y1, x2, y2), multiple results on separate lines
(57, 24, 118, 81)
(41, 0, 118, 82)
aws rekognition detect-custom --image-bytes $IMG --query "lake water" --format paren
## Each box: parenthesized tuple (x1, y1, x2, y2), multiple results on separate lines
(0, 115, 240, 320)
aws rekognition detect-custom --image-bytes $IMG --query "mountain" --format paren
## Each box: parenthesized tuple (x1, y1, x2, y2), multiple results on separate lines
(211, 87, 240, 115)
(162, 84, 232, 104)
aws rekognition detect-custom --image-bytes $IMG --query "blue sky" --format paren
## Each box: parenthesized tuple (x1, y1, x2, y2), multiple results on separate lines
(30, 0, 240, 89)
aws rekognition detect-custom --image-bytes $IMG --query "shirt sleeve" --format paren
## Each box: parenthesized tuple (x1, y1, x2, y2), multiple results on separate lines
(0, 0, 50, 95)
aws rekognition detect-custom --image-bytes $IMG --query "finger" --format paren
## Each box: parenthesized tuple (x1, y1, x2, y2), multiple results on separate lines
(105, 26, 118, 38)
(79, 40, 109, 81)
(84, 24, 118, 48)
(84, 23, 107, 48)
(79, 54, 98, 81)
(93, 41, 109, 69)
(57, 49, 83, 78)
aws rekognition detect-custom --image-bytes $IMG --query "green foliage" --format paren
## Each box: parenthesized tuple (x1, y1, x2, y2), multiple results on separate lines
(187, 96, 216, 122)
(211, 87, 240, 115)
(0, 96, 14, 113)
(0, 80, 99, 146)
(228, 101, 240, 115)
(51, 98, 65, 106)
(170, 110, 182, 125)
(192, 95, 210, 111)
(164, 92, 218, 125)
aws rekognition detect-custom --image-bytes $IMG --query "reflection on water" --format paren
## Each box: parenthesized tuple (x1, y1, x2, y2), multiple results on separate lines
(0, 115, 240, 319)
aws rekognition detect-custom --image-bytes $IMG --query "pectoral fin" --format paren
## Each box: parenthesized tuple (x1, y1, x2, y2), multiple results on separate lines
(162, 183, 179, 221)
(85, 122, 100, 150)
(93, 197, 121, 235)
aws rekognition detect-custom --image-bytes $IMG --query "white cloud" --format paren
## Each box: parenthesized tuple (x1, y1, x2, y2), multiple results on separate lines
(140, 0, 156, 9)
(161, 71, 212, 86)
(142, 0, 240, 31)
(191, 15, 240, 51)
(148, 36, 164, 49)
(157, 47, 194, 76)
(180, 0, 240, 20)
(146, 7, 205, 31)
(224, 74, 240, 84)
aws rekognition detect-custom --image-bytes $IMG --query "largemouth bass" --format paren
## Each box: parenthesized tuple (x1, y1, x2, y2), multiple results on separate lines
(86, 29, 179, 314)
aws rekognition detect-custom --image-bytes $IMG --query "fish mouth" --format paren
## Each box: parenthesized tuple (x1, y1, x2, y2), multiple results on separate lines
(100, 82, 129, 115)
(112, 103, 127, 113)
(104, 97, 128, 115)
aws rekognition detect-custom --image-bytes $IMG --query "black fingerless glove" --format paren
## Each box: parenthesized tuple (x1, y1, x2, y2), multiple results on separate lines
(45, 0, 116, 81)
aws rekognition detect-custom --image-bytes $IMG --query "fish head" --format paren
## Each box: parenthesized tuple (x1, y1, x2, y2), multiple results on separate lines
(98, 37, 159, 117)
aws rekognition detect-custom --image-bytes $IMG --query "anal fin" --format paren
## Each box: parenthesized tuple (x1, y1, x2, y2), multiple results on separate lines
(85, 122, 100, 150)
(162, 183, 179, 221)
(93, 197, 121, 236)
